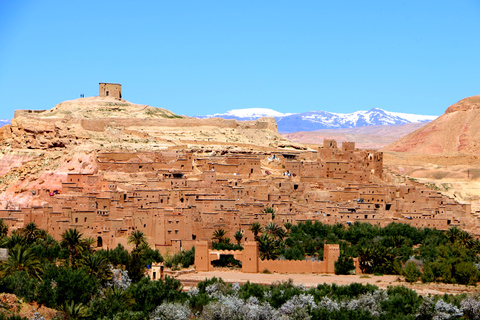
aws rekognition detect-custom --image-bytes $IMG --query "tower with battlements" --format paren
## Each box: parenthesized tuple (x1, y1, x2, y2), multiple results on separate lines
(99, 83, 122, 99)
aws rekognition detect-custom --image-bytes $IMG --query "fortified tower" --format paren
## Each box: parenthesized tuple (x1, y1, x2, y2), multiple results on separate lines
(99, 83, 122, 99)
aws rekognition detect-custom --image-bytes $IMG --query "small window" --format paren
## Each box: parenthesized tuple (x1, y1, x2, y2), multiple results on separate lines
(106, 91, 109, 96)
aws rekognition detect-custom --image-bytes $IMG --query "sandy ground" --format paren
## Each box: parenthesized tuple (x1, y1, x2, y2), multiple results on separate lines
(176, 270, 479, 296)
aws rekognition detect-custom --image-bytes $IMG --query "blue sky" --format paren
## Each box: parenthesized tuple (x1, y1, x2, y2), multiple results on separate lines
(1, 1, 479, 119)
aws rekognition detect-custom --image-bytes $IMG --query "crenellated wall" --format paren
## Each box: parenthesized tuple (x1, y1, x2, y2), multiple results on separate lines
(195, 240, 344, 274)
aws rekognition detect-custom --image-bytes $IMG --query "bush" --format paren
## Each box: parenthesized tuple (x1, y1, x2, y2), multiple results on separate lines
(36, 265, 99, 308)
(164, 248, 195, 269)
(335, 255, 355, 275)
(128, 276, 186, 315)
(454, 262, 479, 285)
(403, 261, 421, 283)
(0, 271, 38, 302)
(282, 246, 305, 261)
(212, 241, 243, 251)
(421, 262, 435, 283)
(211, 254, 241, 268)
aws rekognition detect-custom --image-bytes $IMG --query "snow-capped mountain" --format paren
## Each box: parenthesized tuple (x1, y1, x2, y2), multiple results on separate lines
(0, 119, 10, 126)
(201, 108, 292, 120)
(196, 108, 437, 133)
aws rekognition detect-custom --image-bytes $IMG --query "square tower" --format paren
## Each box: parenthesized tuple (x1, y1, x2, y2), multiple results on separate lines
(99, 83, 122, 99)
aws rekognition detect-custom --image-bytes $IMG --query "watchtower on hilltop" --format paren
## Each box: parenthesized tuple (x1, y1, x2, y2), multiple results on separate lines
(99, 83, 122, 99)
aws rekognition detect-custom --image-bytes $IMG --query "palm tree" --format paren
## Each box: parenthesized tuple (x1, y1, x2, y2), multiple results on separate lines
(61, 228, 83, 267)
(212, 228, 227, 243)
(0, 245, 43, 279)
(276, 228, 287, 242)
(458, 230, 474, 248)
(36, 228, 49, 241)
(81, 253, 113, 282)
(104, 286, 135, 309)
(127, 230, 148, 250)
(257, 234, 279, 260)
(249, 222, 263, 240)
(0, 219, 8, 238)
(358, 246, 374, 274)
(234, 230, 243, 244)
(81, 237, 96, 253)
(62, 301, 91, 320)
(283, 222, 292, 234)
(263, 207, 276, 220)
(1, 232, 26, 249)
(22, 222, 40, 244)
(446, 226, 461, 244)
(264, 222, 282, 240)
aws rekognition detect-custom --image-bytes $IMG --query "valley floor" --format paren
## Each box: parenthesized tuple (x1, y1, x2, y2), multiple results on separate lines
(177, 270, 479, 296)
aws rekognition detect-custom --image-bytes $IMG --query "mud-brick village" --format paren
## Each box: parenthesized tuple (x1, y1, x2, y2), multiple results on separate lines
(1, 84, 480, 276)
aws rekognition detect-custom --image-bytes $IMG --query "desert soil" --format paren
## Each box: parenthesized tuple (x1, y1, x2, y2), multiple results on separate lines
(176, 270, 479, 296)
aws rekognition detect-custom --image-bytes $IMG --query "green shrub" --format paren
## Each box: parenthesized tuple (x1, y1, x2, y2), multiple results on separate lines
(421, 262, 435, 283)
(454, 261, 479, 285)
(335, 255, 355, 275)
(403, 261, 421, 283)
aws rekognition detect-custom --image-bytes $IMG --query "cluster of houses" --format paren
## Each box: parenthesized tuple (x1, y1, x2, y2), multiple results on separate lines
(0, 139, 475, 253)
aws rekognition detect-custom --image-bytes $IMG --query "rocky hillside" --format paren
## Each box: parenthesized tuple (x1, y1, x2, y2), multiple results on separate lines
(383, 95, 480, 155)
(38, 96, 181, 119)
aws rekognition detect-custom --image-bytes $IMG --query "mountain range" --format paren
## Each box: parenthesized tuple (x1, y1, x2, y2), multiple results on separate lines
(0, 119, 10, 126)
(195, 108, 437, 133)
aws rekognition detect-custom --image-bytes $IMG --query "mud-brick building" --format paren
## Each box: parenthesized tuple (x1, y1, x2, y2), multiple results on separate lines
(1, 139, 477, 254)
(99, 83, 122, 99)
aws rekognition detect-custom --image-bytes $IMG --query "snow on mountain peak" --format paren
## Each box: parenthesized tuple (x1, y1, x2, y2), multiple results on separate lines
(210, 108, 291, 118)
(195, 107, 438, 133)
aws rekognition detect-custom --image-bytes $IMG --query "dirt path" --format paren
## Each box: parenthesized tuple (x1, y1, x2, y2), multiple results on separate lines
(176, 271, 479, 296)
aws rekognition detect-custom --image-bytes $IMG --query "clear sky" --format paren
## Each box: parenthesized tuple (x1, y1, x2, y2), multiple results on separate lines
(1, 1, 479, 119)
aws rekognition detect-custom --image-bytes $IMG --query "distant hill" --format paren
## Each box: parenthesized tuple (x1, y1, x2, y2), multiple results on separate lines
(196, 108, 437, 133)
(0, 119, 10, 126)
(283, 122, 428, 149)
(383, 95, 480, 155)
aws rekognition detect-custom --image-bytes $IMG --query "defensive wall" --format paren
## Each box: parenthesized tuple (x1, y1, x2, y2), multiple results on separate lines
(194, 240, 351, 274)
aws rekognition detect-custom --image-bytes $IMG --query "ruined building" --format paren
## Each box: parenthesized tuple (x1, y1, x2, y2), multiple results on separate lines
(99, 83, 122, 99)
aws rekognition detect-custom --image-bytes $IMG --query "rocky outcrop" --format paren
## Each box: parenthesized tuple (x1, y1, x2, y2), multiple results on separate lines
(445, 95, 480, 114)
